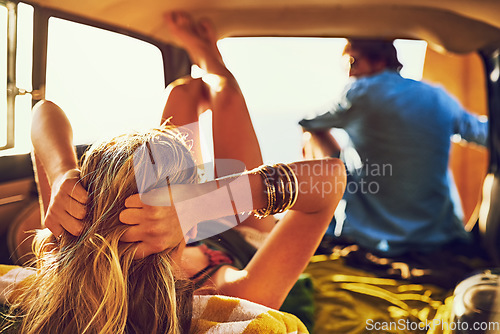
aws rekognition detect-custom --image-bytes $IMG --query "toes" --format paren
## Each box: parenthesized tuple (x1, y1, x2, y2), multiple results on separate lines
(166, 11, 197, 35)
(164, 12, 176, 27)
(174, 11, 192, 28)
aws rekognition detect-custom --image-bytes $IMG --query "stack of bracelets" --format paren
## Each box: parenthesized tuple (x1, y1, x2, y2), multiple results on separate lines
(252, 163, 299, 219)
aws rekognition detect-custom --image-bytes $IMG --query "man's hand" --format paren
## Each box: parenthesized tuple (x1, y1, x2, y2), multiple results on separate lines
(119, 190, 187, 259)
(44, 169, 88, 238)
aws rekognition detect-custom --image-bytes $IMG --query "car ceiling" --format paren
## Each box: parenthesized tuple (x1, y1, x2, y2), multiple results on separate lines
(22, 0, 500, 54)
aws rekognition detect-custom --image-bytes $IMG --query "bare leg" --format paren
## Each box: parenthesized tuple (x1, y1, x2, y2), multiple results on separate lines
(165, 12, 275, 232)
(165, 12, 263, 172)
(161, 76, 208, 165)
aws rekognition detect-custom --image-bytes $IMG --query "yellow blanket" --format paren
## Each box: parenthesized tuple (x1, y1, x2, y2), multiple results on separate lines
(0, 265, 36, 304)
(191, 295, 309, 334)
(0, 265, 308, 334)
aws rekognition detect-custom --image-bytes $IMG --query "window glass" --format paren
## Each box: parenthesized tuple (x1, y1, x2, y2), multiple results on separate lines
(0, 6, 7, 148)
(11, 3, 34, 155)
(394, 39, 427, 81)
(217, 37, 427, 164)
(1, 3, 37, 156)
(16, 2, 33, 92)
(45, 18, 165, 145)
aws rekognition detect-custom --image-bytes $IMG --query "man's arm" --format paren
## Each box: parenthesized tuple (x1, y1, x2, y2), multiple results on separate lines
(31, 100, 87, 237)
(454, 110, 489, 147)
(298, 78, 364, 133)
(299, 81, 362, 159)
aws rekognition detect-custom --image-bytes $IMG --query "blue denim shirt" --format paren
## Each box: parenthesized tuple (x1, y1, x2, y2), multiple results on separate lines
(300, 70, 488, 255)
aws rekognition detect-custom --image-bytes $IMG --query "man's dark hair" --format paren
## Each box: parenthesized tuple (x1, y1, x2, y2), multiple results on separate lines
(345, 38, 403, 72)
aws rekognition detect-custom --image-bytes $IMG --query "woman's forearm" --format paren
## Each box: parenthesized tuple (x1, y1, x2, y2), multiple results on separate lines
(213, 158, 346, 308)
(172, 158, 345, 235)
(31, 100, 79, 185)
(30, 101, 88, 236)
(281, 159, 346, 213)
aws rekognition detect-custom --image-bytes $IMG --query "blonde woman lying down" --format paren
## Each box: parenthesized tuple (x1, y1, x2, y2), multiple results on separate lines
(1, 12, 346, 334)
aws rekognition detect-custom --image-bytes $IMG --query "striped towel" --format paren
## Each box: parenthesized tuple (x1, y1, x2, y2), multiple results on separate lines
(190, 295, 309, 334)
(0, 265, 308, 334)
(0, 265, 36, 304)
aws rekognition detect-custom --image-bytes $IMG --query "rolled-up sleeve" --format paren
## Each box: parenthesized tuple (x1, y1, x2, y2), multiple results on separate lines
(299, 111, 346, 131)
(454, 110, 489, 147)
(299, 79, 364, 131)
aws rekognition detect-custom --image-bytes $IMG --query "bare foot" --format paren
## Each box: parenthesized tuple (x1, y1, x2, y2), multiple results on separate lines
(165, 11, 241, 102)
(164, 12, 221, 68)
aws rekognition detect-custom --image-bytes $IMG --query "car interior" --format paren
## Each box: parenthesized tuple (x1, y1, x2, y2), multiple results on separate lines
(1, 0, 500, 333)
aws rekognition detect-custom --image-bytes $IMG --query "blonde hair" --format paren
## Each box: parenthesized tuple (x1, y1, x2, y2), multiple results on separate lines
(7, 127, 197, 334)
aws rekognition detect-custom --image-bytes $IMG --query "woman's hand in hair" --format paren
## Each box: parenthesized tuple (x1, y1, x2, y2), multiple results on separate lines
(119, 178, 250, 258)
(44, 168, 87, 238)
(119, 188, 189, 259)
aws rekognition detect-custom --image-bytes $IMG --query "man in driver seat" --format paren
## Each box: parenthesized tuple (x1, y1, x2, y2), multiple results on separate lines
(300, 39, 488, 266)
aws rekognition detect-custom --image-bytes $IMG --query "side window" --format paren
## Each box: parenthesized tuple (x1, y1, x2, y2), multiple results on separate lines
(13, 3, 34, 155)
(0, 2, 33, 154)
(45, 18, 165, 145)
(0, 5, 8, 148)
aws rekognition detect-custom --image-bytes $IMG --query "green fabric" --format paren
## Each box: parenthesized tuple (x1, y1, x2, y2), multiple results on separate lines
(304, 253, 454, 334)
(280, 273, 316, 334)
